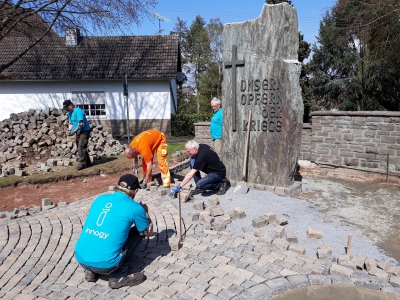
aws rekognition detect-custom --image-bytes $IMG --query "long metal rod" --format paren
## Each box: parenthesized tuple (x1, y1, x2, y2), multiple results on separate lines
(178, 191, 182, 242)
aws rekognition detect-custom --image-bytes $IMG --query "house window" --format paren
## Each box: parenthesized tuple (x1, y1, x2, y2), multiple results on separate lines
(72, 91, 106, 118)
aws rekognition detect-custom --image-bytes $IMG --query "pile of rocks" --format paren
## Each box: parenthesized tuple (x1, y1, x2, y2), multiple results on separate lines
(0, 107, 125, 176)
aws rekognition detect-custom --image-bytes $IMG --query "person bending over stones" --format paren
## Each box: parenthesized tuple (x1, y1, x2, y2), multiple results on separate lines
(124, 129, 170, 188)
(170, 140, 228, 198)
(63, 100, 91, 170)
(74, 174, 153, 289)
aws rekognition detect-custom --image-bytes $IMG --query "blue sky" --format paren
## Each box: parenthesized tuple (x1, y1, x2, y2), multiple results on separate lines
(132, 0, 336, 46)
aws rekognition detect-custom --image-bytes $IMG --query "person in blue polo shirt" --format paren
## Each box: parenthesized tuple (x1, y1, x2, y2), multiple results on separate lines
(210, 97, 223, 155)
(75, 174, 153, 289)
(63, 100, 91, 170)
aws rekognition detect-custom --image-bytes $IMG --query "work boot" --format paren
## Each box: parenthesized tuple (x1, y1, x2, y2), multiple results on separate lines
(216, 181, 227, 195)
(109, 272, 146, 289)
(84, 270, 99, 282)
(189, 188, 206, 197)
(76, 164, 84, 170)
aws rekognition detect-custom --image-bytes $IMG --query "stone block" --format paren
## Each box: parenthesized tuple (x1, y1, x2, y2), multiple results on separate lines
(234, 207, 246, 219)
(388, 266, 400, 276)
(329, 264, 354, 278)
(180, 191, 191, 202)
(193, 201, 204, 211)
(377, 259, 391, 272)
(274, 215, 289, 226)
(169, 237, 181, 251)
(188, 212, 200, 221)
(46, 159, 56, 167)
(150, 186, 157, 192)
(212, 221, 226, 231)
(109, 186, 115, 191)
(338, 255, 357, 271)
(317, 245, 332, 260)
(42, 205, 55, 210)
(284, 182, 302, 197)
(14, 169, 26, 177)
(286, 231, 298, 243)
(199, 212, 213, 226)
(254, 228, 266, 237)
(390, 276, 400, 287)
(365, 258, 377, 272)
(252, 216, 268, 228)
(307, 227, 323, 239)
(157, 189, 167, 196)
(42, 198, 52, 207)
(351, 255, 366, 270)
(265, 212, 276, 224)
(275, 225, 286, 238)
(288, 244, 306, 255)
(275, 186, 286, 196)
(272, 238, 290, 250)
(208, 196, 219, 206)
(368, 267, 389, 279)
(209, 205, 224, 217)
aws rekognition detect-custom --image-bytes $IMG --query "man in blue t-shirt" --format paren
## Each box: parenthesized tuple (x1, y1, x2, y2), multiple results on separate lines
(63, 100, 91, 170)
(210, 97, 223, 155)
(75, 174, 153, 289)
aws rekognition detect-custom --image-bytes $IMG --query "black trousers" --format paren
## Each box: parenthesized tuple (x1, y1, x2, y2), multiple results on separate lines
(76, 131, 90, 166)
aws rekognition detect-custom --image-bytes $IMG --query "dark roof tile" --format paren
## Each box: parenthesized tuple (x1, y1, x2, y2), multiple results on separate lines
(0, 35, 180, 80)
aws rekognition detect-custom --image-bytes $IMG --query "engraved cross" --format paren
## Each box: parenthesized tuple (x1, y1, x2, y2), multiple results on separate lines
(224, 45, 245, 132)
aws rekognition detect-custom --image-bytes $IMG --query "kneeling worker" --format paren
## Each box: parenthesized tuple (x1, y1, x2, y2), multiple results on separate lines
(170, 140, 228, 197)
(124, 130, 170, 188)
(74, 174, 153, 289)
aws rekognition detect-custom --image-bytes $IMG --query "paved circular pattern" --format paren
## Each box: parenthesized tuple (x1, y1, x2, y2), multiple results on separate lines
(1, 180, 400, 299)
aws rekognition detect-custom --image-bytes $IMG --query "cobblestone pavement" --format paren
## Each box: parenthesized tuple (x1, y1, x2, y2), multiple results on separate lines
(1, 171, 400, 299)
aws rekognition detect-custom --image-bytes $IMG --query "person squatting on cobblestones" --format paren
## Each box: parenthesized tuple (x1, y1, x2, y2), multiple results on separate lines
(170, 140, 228, 198)
(63, 100, 91, 170)
(124, 129, 171, 188)
(74, 174, 153, 289)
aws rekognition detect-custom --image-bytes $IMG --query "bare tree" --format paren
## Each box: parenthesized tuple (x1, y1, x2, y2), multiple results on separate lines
(0, 0, 157, 73)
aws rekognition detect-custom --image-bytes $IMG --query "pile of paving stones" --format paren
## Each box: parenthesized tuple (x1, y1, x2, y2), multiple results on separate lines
(0, 107, 125, 176)
(184, 200, 400, 287)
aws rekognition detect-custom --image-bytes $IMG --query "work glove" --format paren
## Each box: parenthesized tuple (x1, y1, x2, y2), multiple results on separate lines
(132, 167, 138, 176)
(139, 178, 148, 189)
(170, 184, 181, 197)
(68, 129, 77, 136)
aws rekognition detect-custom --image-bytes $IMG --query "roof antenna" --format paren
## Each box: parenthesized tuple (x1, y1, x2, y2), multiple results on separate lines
(153, 13, 170, 35)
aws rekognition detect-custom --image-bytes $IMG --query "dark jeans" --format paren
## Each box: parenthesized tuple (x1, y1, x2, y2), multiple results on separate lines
(193, 171, 223, 191)
(76, 131, 90, 166)
(79, 226, 144, 278)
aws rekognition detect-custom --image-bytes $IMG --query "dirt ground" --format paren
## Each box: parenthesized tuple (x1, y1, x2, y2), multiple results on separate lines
(1, 161, 399, 262)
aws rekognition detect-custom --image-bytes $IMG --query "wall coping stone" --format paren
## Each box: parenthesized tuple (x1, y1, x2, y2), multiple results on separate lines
(311, 111, 400, 117)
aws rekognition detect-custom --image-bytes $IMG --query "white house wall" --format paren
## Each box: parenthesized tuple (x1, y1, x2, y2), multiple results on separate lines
(0, 79, 173, 122)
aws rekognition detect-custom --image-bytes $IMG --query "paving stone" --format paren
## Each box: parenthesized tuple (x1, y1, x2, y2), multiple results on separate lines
(252, 216, 268, 228)
(272, 238, 290, 250)
(156, 285, 177, 297)
(185, 287, 206, 299)
(308, 274, 331, 285)
(306, 227, 323, 239)
(234, 207, 245, 219)
(247, 283, 272, 299)
(218, 288, 237, 300)
(351, 255, 366, 270)
(143, 291, 165, 300)
(369, 267, 389, 279)
(169, 281, 189, 293)
(317, 244, 332, 259)
(378, 259, 391, 272)
(329, 264, 354, 278)
(280, 268, 300, 277)
(286, 274, 310, 288)
(288, 244, 306, 255)
(390, 276, 400, 287)
(365, 258, 377, 272)
(274, 215, 288, 226)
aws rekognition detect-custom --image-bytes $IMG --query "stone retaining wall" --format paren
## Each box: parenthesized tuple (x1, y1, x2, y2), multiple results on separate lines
(196, 112, 400, 176)
(309, 111, 400, 175)
(193, 122, 212, 144)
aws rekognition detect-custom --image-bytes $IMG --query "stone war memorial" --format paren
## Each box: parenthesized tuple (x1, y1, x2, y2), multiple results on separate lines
(220, 3, 304, 187)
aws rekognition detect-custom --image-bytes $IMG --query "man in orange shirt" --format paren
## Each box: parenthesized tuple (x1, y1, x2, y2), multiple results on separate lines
(124, 130, 171, 188)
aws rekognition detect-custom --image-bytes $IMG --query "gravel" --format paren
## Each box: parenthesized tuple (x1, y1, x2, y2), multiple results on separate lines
(165, 171, 398, 265)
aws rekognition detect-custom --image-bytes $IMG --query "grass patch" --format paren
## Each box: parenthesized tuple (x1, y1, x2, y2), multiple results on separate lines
(168, 142, 186, 159)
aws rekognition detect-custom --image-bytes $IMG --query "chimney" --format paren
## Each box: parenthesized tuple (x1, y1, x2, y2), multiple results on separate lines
(65, 27, 80, 47)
